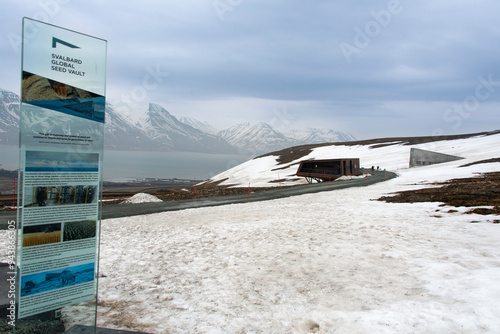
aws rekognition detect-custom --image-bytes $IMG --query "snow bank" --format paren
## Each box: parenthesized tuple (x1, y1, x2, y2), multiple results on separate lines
(121, 193, 162, 204)
(334, 174, 368, 181)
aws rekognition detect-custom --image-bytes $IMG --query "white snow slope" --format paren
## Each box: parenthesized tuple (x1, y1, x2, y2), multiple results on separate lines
(206, 132, 500, 188)
(1, 132, 499, 333)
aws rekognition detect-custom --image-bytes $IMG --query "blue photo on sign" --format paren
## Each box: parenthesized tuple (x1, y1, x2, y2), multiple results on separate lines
(21, 262, 95, 297)
(25, 150, 99, 172)
(21, 72, 105, 123)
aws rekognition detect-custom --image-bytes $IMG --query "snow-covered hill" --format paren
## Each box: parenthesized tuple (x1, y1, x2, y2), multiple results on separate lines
(205, 130, 500, 187)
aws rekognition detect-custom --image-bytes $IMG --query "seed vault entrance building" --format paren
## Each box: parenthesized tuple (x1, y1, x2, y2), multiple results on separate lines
(296, 158, 361, 183)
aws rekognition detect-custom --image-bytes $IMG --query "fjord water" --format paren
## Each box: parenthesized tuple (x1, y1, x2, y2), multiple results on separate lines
(102, 150, 250, 182)
(0, 145, 250, 182)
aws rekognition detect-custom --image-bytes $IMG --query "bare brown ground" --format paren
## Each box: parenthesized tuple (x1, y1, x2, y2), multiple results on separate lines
(378, 171, 500, 221)
(100, 176, 290, 205)
(0, 179, 269, 209)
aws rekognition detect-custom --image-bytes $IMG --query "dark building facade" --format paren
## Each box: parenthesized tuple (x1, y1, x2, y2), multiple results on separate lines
(296, 158, 361, 183)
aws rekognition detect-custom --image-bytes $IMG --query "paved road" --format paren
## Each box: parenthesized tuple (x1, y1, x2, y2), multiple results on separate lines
(0, 170, 396, 228)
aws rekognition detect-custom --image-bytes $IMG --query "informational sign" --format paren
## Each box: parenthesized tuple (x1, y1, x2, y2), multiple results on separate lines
(17, 18, 106, 320)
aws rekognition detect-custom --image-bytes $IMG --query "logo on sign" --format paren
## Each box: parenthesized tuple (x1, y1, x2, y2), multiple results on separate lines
(52, 37, 80, 49)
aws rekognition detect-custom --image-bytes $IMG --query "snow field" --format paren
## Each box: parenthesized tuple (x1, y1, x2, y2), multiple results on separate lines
(94, 162, 500, 333)
(0, 132, 498, 333)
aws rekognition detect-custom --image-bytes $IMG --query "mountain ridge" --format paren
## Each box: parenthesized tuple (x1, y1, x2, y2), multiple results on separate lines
(0, 89, 356, 155)
(0, 89, 20, 145)
(217, 122, 294, 156)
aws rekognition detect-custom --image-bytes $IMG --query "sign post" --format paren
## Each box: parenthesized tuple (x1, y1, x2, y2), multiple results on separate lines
(15, 17, 106, 333)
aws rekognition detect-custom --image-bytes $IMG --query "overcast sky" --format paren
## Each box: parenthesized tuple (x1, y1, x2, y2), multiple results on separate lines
(2, 0, 499, 139)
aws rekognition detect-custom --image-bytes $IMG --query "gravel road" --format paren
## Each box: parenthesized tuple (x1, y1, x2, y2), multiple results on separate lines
(0, 171, 396, 229)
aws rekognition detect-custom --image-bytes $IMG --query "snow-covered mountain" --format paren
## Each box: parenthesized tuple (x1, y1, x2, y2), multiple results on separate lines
(217, 123, 357, 155)
(0, 89, 20, 145)
(0, 90, 236, 154)
(105, 103, 158, 150)
(218, 122, 295, 155)
(178, 116, 219, 135)
(136, 103, 236, 153)
(0, 89, 356, 155)
(286, 128, 356, 144)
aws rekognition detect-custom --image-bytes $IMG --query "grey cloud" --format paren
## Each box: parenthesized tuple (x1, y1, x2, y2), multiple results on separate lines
(1, 0, 499, 139)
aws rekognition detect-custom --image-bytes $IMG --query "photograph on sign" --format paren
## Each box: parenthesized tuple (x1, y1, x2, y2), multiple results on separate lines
(25, 150, 99, 172)
(22, 71, 105, 123)
(22, 223, 62, 247)
(20, 104, 104, 150)
(23, 185, 98, 207)
(20, 263, 95, 298)
(63, 220, 97, 242)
